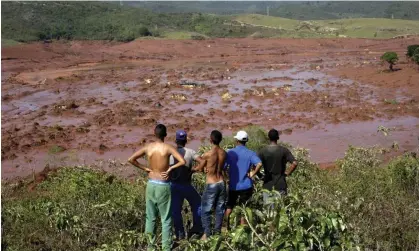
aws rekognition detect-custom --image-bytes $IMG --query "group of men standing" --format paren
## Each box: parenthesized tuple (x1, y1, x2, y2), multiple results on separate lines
(128, 124, 298, 250)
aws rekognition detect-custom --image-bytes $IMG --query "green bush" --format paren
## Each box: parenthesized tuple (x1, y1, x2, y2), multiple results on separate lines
(380, 51, 398, 71)
(413, 47, 419, 65)
(115, 29, 136, 42)
(180, 193, 357, 251)
(388, 153, 419, 196)
(138, 26, 152, 37)
(406, 44, 419, 58)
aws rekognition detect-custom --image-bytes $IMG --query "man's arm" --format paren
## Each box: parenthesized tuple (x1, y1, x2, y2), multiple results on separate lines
(285, 149, 298, 176)
(192, 158, 207, 173)
(128, 147, 152, 173)
(285, 161, 298, 176)
(248, 153, 262, 178)
(161, 146, 186, 179)
(249, 162, 262, 178)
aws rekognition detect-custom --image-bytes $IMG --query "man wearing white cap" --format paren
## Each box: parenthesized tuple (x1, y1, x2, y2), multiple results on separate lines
(224, 130, 262, 229)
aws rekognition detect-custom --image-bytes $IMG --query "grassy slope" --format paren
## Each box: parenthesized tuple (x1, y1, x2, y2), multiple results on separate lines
(127, 1, 419, 20)
(1, 39, 21, 47)
(234, 14, 419, 38)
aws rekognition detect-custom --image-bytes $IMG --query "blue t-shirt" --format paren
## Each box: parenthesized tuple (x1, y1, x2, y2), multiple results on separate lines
(226, 145, 262, 191)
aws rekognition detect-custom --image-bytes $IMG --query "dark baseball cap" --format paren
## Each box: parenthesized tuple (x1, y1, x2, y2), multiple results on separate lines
(176, 130, 187, 141)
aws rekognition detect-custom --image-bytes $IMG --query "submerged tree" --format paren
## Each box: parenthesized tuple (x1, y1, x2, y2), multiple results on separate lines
(381, 52, 398, 71)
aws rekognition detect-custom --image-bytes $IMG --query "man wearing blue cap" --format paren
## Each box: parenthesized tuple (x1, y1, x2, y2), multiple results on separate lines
(169, 130, 203, 240)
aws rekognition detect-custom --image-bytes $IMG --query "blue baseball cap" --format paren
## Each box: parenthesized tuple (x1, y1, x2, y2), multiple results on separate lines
(176, 130, 187, 141)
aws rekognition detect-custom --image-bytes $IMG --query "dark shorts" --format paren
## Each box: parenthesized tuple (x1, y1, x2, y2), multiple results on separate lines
(226, 188, 253, 209)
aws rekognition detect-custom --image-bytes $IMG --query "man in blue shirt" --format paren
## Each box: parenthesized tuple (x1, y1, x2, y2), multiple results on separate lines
(225, 130, 262, 229)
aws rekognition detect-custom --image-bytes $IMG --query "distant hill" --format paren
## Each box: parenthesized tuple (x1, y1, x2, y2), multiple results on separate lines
(1, 1, 256, 42)
(126, 1, 419, 20)
(234, 14, 419, 39)
(2, 1, 418, 43)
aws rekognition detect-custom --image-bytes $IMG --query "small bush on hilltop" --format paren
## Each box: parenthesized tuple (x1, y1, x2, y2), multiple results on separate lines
(406, 44, 419, 58)
(380, 51, 398, 71)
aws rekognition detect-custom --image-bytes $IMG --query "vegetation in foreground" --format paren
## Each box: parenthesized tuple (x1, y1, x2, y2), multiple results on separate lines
(2, 127, 418, 251)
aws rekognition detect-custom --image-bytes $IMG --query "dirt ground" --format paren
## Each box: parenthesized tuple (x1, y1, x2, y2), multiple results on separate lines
(2, 37, 419, 179)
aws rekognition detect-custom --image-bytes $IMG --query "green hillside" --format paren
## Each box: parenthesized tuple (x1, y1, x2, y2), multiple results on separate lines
(1, 1, 255, 42)
(234, 14, 419, 38)
(127, 1, 419, 20)
(2, 1, 419, 43)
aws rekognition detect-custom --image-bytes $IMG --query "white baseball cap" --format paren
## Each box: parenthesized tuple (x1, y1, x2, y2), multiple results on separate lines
(234, 130, 248, 142)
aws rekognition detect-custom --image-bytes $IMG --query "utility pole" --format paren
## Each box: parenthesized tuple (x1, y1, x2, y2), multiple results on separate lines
(267, 6, 270, 16)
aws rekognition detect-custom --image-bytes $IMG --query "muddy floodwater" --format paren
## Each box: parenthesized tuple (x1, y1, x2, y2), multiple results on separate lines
(2, 38, 419, 179)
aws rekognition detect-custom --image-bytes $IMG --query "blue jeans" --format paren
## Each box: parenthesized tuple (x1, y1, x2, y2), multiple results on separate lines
(171, 183, 203, 239)
(201, 181, 226, 237)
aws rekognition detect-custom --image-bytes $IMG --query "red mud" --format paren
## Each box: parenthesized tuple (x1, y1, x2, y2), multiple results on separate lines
(2, 38, 419, 179)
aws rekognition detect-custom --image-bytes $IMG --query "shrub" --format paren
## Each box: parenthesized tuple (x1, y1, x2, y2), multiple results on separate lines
(180, 193, 357, 251)
(115, 29, 136, 42)
(138, 26, 152, 37)
(413, 47, 419, 65)
(406, 44, 419, 58)
(388, 153, 419, 196)
(380, 51, 398, 71)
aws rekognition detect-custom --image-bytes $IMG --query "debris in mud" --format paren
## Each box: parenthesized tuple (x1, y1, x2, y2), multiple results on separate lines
(76, 127, 90, 133)
(48, 145, 66, 154)
(171, 94, 187, 101)
(221, 92, 232, 101)
(179, 80, 205, 89)
(252, 88, 266, 97)
(282, 84, 292, 91)
(52, 100, 79, 115)
(306, 78, 319, 86)
(144, 79, 152, 84)
(282, 128, 293, 135)
(92, 107, 147, 127)
(99, 144, 108, 151)
(155, 102, 163, 108)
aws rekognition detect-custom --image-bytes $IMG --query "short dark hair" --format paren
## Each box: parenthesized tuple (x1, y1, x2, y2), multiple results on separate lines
(238, 140, 247, 145)
(210, 130, 222, 145)
(268, 129, 279, 141)
(176, 139, 187, 146)
(155, 124, 167, 139)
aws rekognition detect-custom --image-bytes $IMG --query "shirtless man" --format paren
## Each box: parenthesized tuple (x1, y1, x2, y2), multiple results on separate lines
(128, 124, 186, 251)
(192, 130, 227, 240)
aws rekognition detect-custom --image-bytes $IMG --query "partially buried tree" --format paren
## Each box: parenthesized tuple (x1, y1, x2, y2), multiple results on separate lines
(381, 52, 398, 71)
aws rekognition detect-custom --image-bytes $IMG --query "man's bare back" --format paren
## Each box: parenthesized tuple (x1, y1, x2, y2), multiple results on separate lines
(194, 146, 226, 184)
(129, 141, 185, 181)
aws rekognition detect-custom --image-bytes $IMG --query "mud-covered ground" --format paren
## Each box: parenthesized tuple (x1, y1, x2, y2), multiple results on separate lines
(2, 38, 419, 179)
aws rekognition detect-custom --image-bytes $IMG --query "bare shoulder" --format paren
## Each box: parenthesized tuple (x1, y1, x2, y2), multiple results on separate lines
(164, 143, 177, 152)
(201, 151, 211, 159)
(217, 147, 227, 156)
